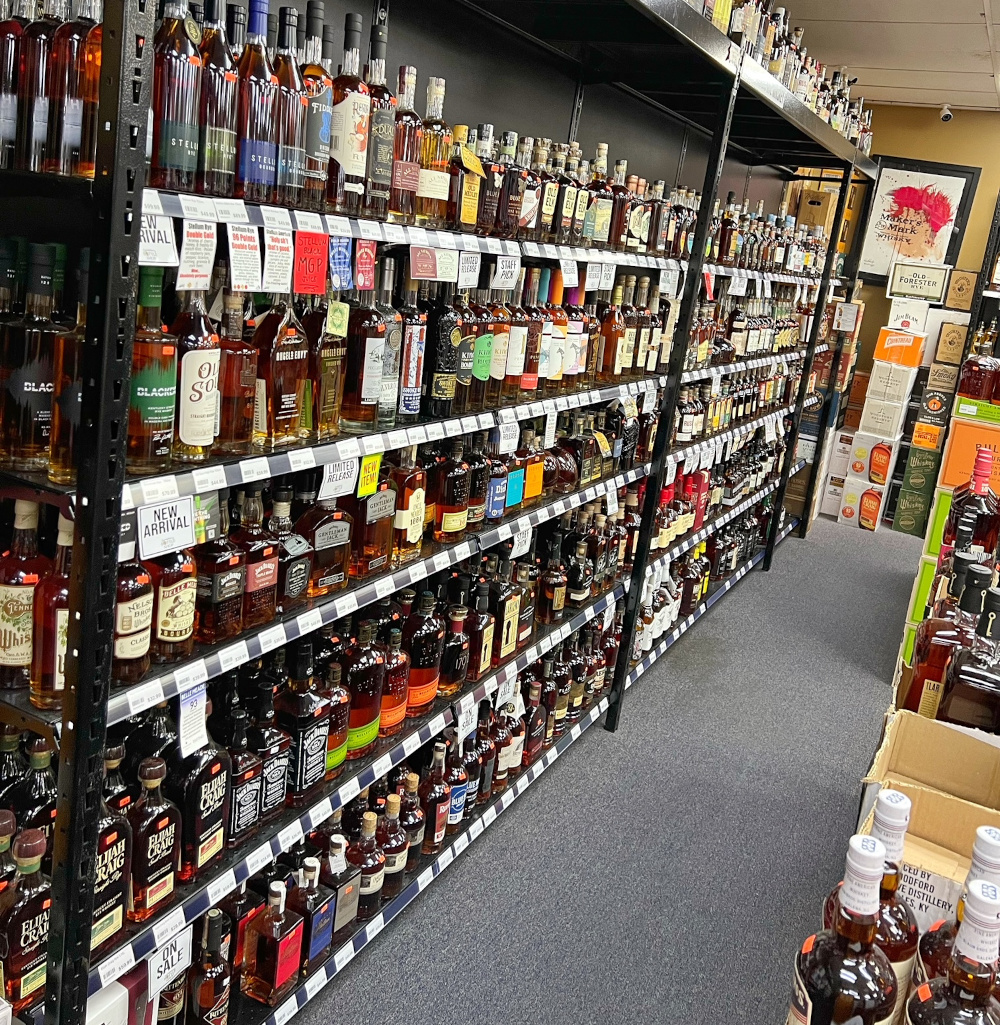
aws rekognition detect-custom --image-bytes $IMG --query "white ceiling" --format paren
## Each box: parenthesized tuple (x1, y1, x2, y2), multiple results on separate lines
(789, 0, 1000, 110)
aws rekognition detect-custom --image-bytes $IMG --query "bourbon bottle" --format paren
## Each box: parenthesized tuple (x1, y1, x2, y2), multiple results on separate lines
(298, 1, 331, 212)
(194, 488, 245, 643)
(29, 513, 71, 709)
(344, 620, 385, 759)
(275, 638, 331, 805)
(91, 780, 132, 953)
(251, 296, 310, 450)
(403, 591, 445, 717)
(230, 482, 278, 628)
(379, 627, 408, 738)
(326, 12, 370, 216)
(0, 829, 49, 1013)
(0, 502, 50, 691)
(225, 708, 262, 848)
(170, 290, 220, 464)
(188, 909, 232, 1025)
(418, 742, 451, 856)
(234, 0, 277, 202)
(126, 757, 181, 922)
(376, 793, 408, 901)
(144, 546, 198, 664)
(241, 881, 303, 1006)
(286, 856, 333, 977)
(195, 0, 237, 196)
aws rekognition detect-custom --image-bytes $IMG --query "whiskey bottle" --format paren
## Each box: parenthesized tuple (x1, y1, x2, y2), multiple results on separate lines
(0, 730, 26, 811)
(304, 288, 347, 442)
(418, 742, 451, 856)
(363, 14, 395, 221)
(48, 247, 86, 483)
(906, 879, 1000, 1025)
(126, 757, 181, 921)
(320, 662, 350, 779)
(396, 274, 426, 424)
(230, 482, 279, 628)
(225, 708, 262, 848)
(522, 681, 546, 769)
(195, 0, 238, 196)
(346, 810, 385, 920)
(341, 284, 385, 432)
(439, 606, 470, 699)
(472, 700, 496, 805)
(489, 557, 521, 666)
(443, 731, 468, 835)
(434, 440, 470, 543)
(390, 444, 426, 567)
(536, 533, 567, 625)
(0, 829, 49, 1013)
(112, 544, 154, 687)
(29, 512, 71, 709)
(344, 620, 385, 760)
(271, 6, 306, 208)
(398, 773, 425, 873)
(275, 637, 331, 805)
(295, 496, 353, 597)
(187, 910, 232, 1025)
(91, 777, 132, 954)
(297, 0, 330, 211)
(376, 793, 408, 901)
(0, 811, 14, 895)
(170, 290, 220, 463)
(268, 482, 312, 614)
(246, 681, 291, 821)
(375, 259, 402, 429)
(194, 488, 245, 643)
(403, 591, 445, 717)
(1, 244, 67, 469)
(0, 502, 50, 690)
(318, 833, 360, 942)
(387, 65, 421, 225)
(144, 545, 198, 664)
(127, 265, 177, 474)
(379, 628, 409, 738)
(241, 881, 304, 1006)
(166, 722, 232, 882)
(286, 856, 333, 978)
(326, 12, 370, 216)
(234, 0, 277, 203)
(786, 835, 896, 1025)
(414, 77, 451, 228)
(343, 479, 395, 579)
(252, 295, 310, 449)
(423, 281, 462, 419)
(101, 744, 131, 818)
(464, 583, 495, 684)
(214, 290, 257, 457)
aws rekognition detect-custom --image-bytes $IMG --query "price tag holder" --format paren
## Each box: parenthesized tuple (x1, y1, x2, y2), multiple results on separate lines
(274, 999, 298, 1025)
(206, 868, 237, 907)
(258, 623, 287, 653)
(97, 946, 136, 989)
(246, 842, 275, 876)
(333, 943, 356, 973)
(383, 223, 407, 244)
(218, 640, 249, 672)
(326, 215, 353, 237)
(304, 971, 328, 1000)
(522, 241, 540, 257)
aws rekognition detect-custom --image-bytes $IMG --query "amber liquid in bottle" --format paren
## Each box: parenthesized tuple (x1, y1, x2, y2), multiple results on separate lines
(326, 13, 370, 216)
(0, 502, 51, 691)
(196, 0, 238, 196)
(252, 295, 310, 449)
(341, 287, 385, 432)
(388, 65, 421, 224)
(126, 757, 181, 922)
(29, 514, 72, 710)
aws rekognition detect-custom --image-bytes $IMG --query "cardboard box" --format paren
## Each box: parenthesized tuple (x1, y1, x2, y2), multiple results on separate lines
(843, 406, 863, 430)
(797, 188, 837, 234)
(795, 435, 817, 463)
(848, 431, 902, 485)
(893, 487, 933, 537)
(923, 488, 953, 559)
(848, 371, 870, 408)
(918, 386, 952, 427)
(927, 361, 960, 394)
(829, 430, 855, 477)
(860, 397, 907, 435)
(874, 326, 927, 368)
(838, 474, 888, 530)
(940, 417, 1000, 492)
(821, 473, 845, 517)
(936, 322, 969, 365)
(888, 297, 930, 333)
(912, 420, 947, 452)
(924, 308, 972, 366)
(901, 447, 941, 498)
(945, 269, 979, 311)
(866, 361, 920, 405)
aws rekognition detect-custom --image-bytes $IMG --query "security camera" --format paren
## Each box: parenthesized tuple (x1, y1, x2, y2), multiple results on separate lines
(940, 105, 954, 122)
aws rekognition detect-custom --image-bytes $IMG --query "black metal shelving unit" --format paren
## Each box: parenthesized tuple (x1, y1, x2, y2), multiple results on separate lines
(0, 2, 875, 1024)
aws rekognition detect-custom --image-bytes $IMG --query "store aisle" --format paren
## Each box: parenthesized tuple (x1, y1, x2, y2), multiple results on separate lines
(307, 519, 922, 1025)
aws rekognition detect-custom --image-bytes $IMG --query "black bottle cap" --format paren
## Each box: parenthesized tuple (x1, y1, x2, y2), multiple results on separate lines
(343, 10, 363, 50)
(358, 619, 376, 644)
(295, 14, 305, 49)
(328, 662, 342, 687)
(204, 908, 225, 953)
(960, 568, 992, 614)
(305, 0, 323, 38)
(291, 637, 314, 677)
(277, 5, 296, 47)
(968, 563, 993, 591)
(266, 10, 278, 46)
(369, 1, 387, 61)
(189, 0, 203, 25)
(389, 626, 401, 647)
(322, 22, 336, 60)
(203, 0, 219, 23)
(226, 2, 246, 33)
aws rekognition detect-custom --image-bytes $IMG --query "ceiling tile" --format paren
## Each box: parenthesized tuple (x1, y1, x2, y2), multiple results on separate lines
(789, 0, 984, 23)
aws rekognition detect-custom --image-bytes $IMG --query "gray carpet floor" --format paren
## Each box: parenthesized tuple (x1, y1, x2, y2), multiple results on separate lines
(306, 517, 923, 1024)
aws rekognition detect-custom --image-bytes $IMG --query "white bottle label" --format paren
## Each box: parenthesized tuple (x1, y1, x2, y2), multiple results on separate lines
(178, 348, 220, 447)
(329, 93, 371, 179)
(362, 336, 383, 403)
(416, 168, 450, 201)
(506, 325, 528, 376)
(0, 584, 33, 666)
(53, 608, 68, 691)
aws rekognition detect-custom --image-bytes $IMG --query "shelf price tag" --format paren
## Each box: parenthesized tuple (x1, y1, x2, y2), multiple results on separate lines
(293, 230, 329, 295)
(218, 640, 249, 672)
(383, 223, 407, 244)
(260, 205, 294, 230)
(559, 258, 579, 288)
(304, 972, 328, 1000)
(246, 842, 275, 876)
(206, 868, 237, 907)
(333, 943, 356, 973)
(274, 998, 298, 1025)
(139, 214, 179, 267)
(258, 623, 287, 653)
(97, 945, 136, 989)
(277, 821, 305, 852)
(148, 924, 193, 997)
(261, 228, 294, 293)
(227, 224, 262, 292)
(177, 220, 216, 290)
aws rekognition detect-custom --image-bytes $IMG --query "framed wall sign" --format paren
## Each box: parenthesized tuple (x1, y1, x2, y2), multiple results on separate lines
(887, 261, 951, 303)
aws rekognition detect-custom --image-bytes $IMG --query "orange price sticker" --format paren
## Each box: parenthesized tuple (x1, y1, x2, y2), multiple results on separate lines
(801, 935, 815, 955)
(917, 984, 932, 1002)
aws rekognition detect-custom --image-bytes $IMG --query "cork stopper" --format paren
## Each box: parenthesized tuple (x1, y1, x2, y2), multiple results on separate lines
(361, 811, 377, 836)
(13, 829, 46, 864)
(404, 772, 419, 794)
(385, 793, 401, 817)
(138, 756, 167, 786)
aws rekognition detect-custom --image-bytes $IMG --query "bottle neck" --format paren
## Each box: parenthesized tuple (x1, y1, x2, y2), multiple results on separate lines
(341, 45, 360, 77)
(367, 56, 386, 87)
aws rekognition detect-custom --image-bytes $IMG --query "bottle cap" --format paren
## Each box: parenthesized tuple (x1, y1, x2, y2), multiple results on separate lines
(302, 856, 320, 885)
(305, 0, 323, 37)
(12, 829, 46, 863)
(405, 772, 419, 792)
(955, 878, 1000, 965)
(361, 811, 377, 835)
(871, 789, 910, 863)
(839, 833, 886, 916)
(969, 825, 1000, 881)
(268, 880, 286, 910)
(448, 605, 468, 621)
(138, 756, 167, 784)
(342, 10, 362, 49)
(385, 793, 400, 816)
(418, 591, 436, 613)
(0, 810, 15, 839)
(358, 620, 376, 645)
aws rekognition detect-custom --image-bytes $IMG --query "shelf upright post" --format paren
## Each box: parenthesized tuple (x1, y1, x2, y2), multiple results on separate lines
(964, 189, 1000, 355)
(43, 2, 154, 1023)
(763, 161, 852, 565)
(604, 66, 741, 733)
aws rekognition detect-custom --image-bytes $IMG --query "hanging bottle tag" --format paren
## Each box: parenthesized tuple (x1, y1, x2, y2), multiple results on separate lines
(543, 412, 557, 448)
(491, 254, 521, 289)
(318, 459, 359, 499)
(261, 228, 294, 293)
(584, 262, 603, 290)
(458, 251, 481, 288)
(139, 214, 179, 267)
(410, 246, 459, 282)
(605, 484, 619, 516)
(355, 239, 378, 289)
(727, 271, 748, 297)
(293, 230, 330, 295)
(329, 236, 353, 290)
(178, 681, 209, 757)
(357, 453, 382, 497)
(177, 220, 216, 290)
(559, 259, 579, 288)
(227, 224, 262, 292)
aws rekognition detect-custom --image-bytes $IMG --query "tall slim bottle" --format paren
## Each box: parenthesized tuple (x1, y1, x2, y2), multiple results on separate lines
(326, 13, 370, 216)
(363, 11, 395, 221)
(414, 77, 451, 228)
(14, 0, 62, 173)
(196, 0, 238, 196)
(272, 6, 306, 208)
(387, 65, 421, 225)
(234, 0, 277, 203)
(298, 0, 330, 212)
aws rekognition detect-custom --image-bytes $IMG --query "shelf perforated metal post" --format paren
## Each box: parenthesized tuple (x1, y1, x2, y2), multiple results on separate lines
(763, 164, 852, 566)
(42, 3, 154, 1024)
(604, 65, 741, 732)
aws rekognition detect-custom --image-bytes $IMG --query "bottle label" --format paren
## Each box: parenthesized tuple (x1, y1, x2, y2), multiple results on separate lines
(0, 92, 14, 142)
(277, 142, 306, 193)
(441, 509, 468, 534)
(333, 874, 361, 932)
(193, 760, 230, 867)
(367, 105, 395, 192)
(260, 750, 289, 815)
(398, 324, 426, 415)
(306, 894, 334, 960)
(330, 92, 371, 178)
(313, 520, 351, 550)
(506, 467, 525, 509)
(524, 460, 544, 501)
(379, 694, 407, 731)
(155, 577, 196, 642)
(499, 596, 520, 659)
(537, 323, 552, 380)
(289, 715, 330, 793)
(361, 336, 383, 403)
(552, 584, 567, 610)
(360, 866, 384, 895)
(485, 476, 507, 520)
(274, 924, 304, 991)
(160, 119, 199, 172)
(178, 348, 220, 447)
(51, 607, 68, 691)
(490, 328, 510, 380)
(471, 332, 493, 381)
(520, 184, 541, 230)
(198, 565, 245, 602)
(245, 555, 278, 593)
(92, 825, 129, 952)
(391, 161, 420, 193)
(432, 800, 448, 844)
(200, 125, 237, 177)
(303, 85, 332, 172)
(447, 781, 468, 824)
(416, 168, 450, 201)
(404, 821, 425, 854)
(238, 138, 277, 186)
(366, 489, 397, 524)
(229, 772, 262, 838)
(549, 325, 567, 382)
(917, 677, 945, 719)
(785, 958, 812, 1025)
(594, 197, 614, 242)
(384, 850, 408, 874)
(407, 673, 439, 709)
(506, 325, 528, 377)
(346, 716, 380, 753)
(456, 332, 476, 386)
(326, 734, 348, 774)
(431, 371, 456, 400)
(394, 487, 424, 544)
(281, 552, 311, 603)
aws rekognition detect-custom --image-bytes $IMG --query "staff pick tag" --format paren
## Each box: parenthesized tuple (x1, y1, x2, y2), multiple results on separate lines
(559, 259, 579, 288)
(491, 254, 521, 289)
(510, 526, 532, 560)
(329, 236, 353, 290)
(599, 262, 616, 290)
(177, 220, 217, 290)
(227, 224, 261, 292)
(179, 682, 209, 757)
(262, 228, 293, 293)
(355, 239, 377, 290)
(139, 214, 179, 267)
(543, 412, 557, 448)
(293, 230, 329, 295)
(318, 459, 359, 500)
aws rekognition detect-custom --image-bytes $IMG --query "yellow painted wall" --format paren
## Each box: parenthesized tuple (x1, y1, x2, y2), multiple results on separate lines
(856, 105, 1000, 370)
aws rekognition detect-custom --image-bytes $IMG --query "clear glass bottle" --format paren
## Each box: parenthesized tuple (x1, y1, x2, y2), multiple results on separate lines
(345, 811, 384, 920)
(241, 881, 304, 1006)
(414, 76, 451, 228)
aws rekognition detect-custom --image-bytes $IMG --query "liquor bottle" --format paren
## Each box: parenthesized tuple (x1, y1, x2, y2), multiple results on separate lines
(4, 740, 55, 865)
(375, 793, 408, 901)
(911, 880, 1000, 1025)
(346, 811, 384, 920)
(488, 556, 521, 666)
(230, 482, 279, 627)
(403, 591, 445, 717)
(1, 244, 66, 469)
(294, 496, 353, 597)
(0, 502, 50, 691)
(0, 829, 49, 1013)
(169, 290, 220, 463)
(285, 856, 333, 978)
(326, 12, 369, 215)
(268, 482, 312, 614)
(271, 5, 306, 207)
(434, 440, 470, 543)
(439, 606, 470, 699)
(468, 700, 494, 806)
(786, 834, 896, 1025)
(218, 882, 264, 982)
(536, 533, 567, 625)
(150, 0, 202, 191)
(252, 295, 309, 449)
(414, 77, 451, 228)
(375, 627, 407, 739)
(247, 681, 291, 821)
(112, 544, 154, 687)
(102, 744, 132, 817)
(227, 1, 246, 59)
(395, 274, 426, 424)
(318, 833, 360, 941)
(303, 288, 347, 442)
(193, 0, 238, 197)
(442, 730, 469, 835)
(225, 708, 262, 848)
(234, 0, 277, 202)
(942, 448, 1000, 557)
(464, 581, 495, 684)
(126, 757, 181, 921)
(316, 661, 348, 780)
(165, 722, 232, 882)
(275, 638, 331, 805)
(127, 266, 177, 474)
(387, 65, 421, 225)
(938, 586, 1000, 731)
(340, 284, 385, 432)
(418, 741, 451, 856)
(241, 881, 304, 1006)
(363, 12, 394, 221)
(0, 811, 14, 895)
(374, 259, 402, 430)
(47, 247, 86, 483)
(90, 772, 132, 954)
(389, 444, 425, 567)
(193, 489, 245, 643)
(822, 789, 918, 1022)
(297, 0, 330, 211)
(0, 2, 28, 171)
(29, 512, 71, 710)
(187, 909, 232, 1025)
(43, 0, 100, 176)
(342, 620, 384, 760)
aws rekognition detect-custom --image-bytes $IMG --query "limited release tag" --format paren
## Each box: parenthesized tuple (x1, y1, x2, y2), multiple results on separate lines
(318, 459, 359, 500)
(559, 258, 579, 288)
